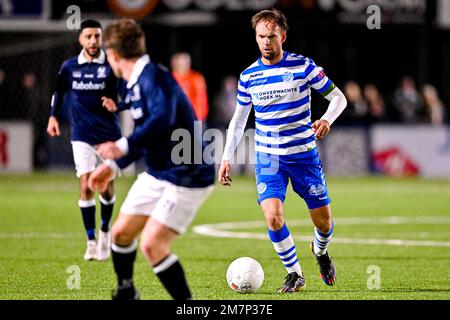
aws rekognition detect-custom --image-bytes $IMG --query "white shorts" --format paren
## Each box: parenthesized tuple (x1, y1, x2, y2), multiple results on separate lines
(71, 141, 102, 178)
(120, 172, 214, 234)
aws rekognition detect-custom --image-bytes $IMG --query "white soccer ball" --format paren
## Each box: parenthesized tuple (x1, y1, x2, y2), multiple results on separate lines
(226, 257, 264, 293)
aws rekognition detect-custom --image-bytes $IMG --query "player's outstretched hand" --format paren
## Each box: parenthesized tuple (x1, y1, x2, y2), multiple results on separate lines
(88, 163, 113, 193)
(96, 141, 124, 160)
(218, 160, 232, 186)
(46, 116, 60, 137)
(312, 119, 330, 140)
(101, 96, 118, 112)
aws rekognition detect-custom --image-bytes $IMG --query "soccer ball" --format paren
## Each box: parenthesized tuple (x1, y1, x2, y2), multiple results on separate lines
(226, 257, 264, 293)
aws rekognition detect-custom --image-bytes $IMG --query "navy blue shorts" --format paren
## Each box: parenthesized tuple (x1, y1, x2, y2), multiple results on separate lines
(255, 152, 331, 210)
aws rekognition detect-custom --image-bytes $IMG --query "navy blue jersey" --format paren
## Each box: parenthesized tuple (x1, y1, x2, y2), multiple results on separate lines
(50, 50, 121, 145)
(115, 55, 214, 188)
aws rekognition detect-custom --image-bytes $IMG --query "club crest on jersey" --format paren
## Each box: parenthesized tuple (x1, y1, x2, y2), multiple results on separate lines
(308, 184, 326, 196)
(282, 71, 294, 82)
(257, 182, 267, 194)
(97, 66, 107, 78)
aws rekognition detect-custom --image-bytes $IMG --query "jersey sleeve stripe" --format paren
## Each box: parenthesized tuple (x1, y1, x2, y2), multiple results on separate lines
(304, 63, 316, 79)
(317, 80, 335, 96)
(237, 98, 251, 106)
(237, 89, 250, 98)
(309, 73, 327, 86)
(238, 79, 247, 88)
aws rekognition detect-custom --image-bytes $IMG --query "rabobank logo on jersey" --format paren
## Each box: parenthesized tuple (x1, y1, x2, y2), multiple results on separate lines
(72, 81, 106, 90)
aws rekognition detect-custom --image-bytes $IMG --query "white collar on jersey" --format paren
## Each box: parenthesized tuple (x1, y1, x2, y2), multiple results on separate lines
(126, 54, 150, 89)
(78, 49, 106, 65)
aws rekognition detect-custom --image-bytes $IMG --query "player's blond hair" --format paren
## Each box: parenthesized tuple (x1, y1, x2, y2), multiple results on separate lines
(103, 19, 146, 59)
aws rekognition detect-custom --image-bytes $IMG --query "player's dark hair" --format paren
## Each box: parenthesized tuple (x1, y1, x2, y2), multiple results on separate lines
(251, 8, 289, 33)
(103, 19, 146, 59)
(79, 19, 102, 33)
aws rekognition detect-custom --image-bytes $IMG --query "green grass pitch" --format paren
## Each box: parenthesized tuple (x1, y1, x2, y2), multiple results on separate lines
(0, 173, 449, 300)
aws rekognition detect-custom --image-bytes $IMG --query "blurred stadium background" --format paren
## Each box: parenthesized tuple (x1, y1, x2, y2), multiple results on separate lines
(0, 0, 450, 300)
(0, 0, 449, 176)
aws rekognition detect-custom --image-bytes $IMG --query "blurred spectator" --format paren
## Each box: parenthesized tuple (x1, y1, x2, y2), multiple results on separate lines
(422, 84, 446, 125)
(363, 84, 386, 124)
(211, 75, 237, 129)
(0, 68, 12, 119)
(340, 81, 368, 125)
(171, 52, 209, 122)
(392, 76, 424, 123)
(21, 72, 41, 118)
(20, 72, 47, 167)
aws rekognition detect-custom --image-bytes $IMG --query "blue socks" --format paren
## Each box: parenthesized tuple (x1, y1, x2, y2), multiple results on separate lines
(268, 224, 302, 276)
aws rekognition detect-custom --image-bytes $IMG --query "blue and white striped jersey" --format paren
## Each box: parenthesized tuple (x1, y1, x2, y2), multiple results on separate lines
(237, 51, 335, 160)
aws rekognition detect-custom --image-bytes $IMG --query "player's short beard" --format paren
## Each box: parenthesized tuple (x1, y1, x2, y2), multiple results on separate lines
(86, 47, 100, 58)
(263, 52, 275, 61)
(262, 49, 279, 62)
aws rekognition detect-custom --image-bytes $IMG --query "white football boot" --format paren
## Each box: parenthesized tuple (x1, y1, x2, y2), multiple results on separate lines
(97, 230, 111, 261)
(84, 239, 98, 261)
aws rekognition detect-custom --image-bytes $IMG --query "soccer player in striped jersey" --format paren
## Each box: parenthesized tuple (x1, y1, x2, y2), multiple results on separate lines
(46, 20, 121, 261)
(218, 9, 347, 292)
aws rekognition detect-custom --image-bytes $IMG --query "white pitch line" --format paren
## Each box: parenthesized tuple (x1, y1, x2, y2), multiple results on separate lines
(0, 232, 81, 239)
(192, 216, 450, 248)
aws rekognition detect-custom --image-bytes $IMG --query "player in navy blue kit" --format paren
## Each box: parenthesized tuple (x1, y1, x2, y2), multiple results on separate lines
(88, 19, 215, 300)
(46, 20, 121, 261)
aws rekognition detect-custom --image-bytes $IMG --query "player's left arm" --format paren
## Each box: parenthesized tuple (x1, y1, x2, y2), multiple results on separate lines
(306, 60, 347, 139)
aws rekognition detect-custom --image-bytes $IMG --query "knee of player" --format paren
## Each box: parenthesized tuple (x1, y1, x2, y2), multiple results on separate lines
(139, 240, 156, 260)
(316, 219, 333, 234)
(79, 182, 93, 198)
(266, 215, 285, 231)
(100, 183, 115, 200)
(112, 226, 135, 246)
(140, 239, 166, 263)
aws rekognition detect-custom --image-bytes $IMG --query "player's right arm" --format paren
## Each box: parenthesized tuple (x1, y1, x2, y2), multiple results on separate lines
(47, 62, 69, 137)
(101, 78, 131, 113)
(218, 76, 252, 186)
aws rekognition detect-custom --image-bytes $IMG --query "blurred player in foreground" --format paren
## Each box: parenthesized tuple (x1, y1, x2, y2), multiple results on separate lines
(88, 19, 214, 300)
(218, 9, 347, 292)
(47, 20, 121, 261)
